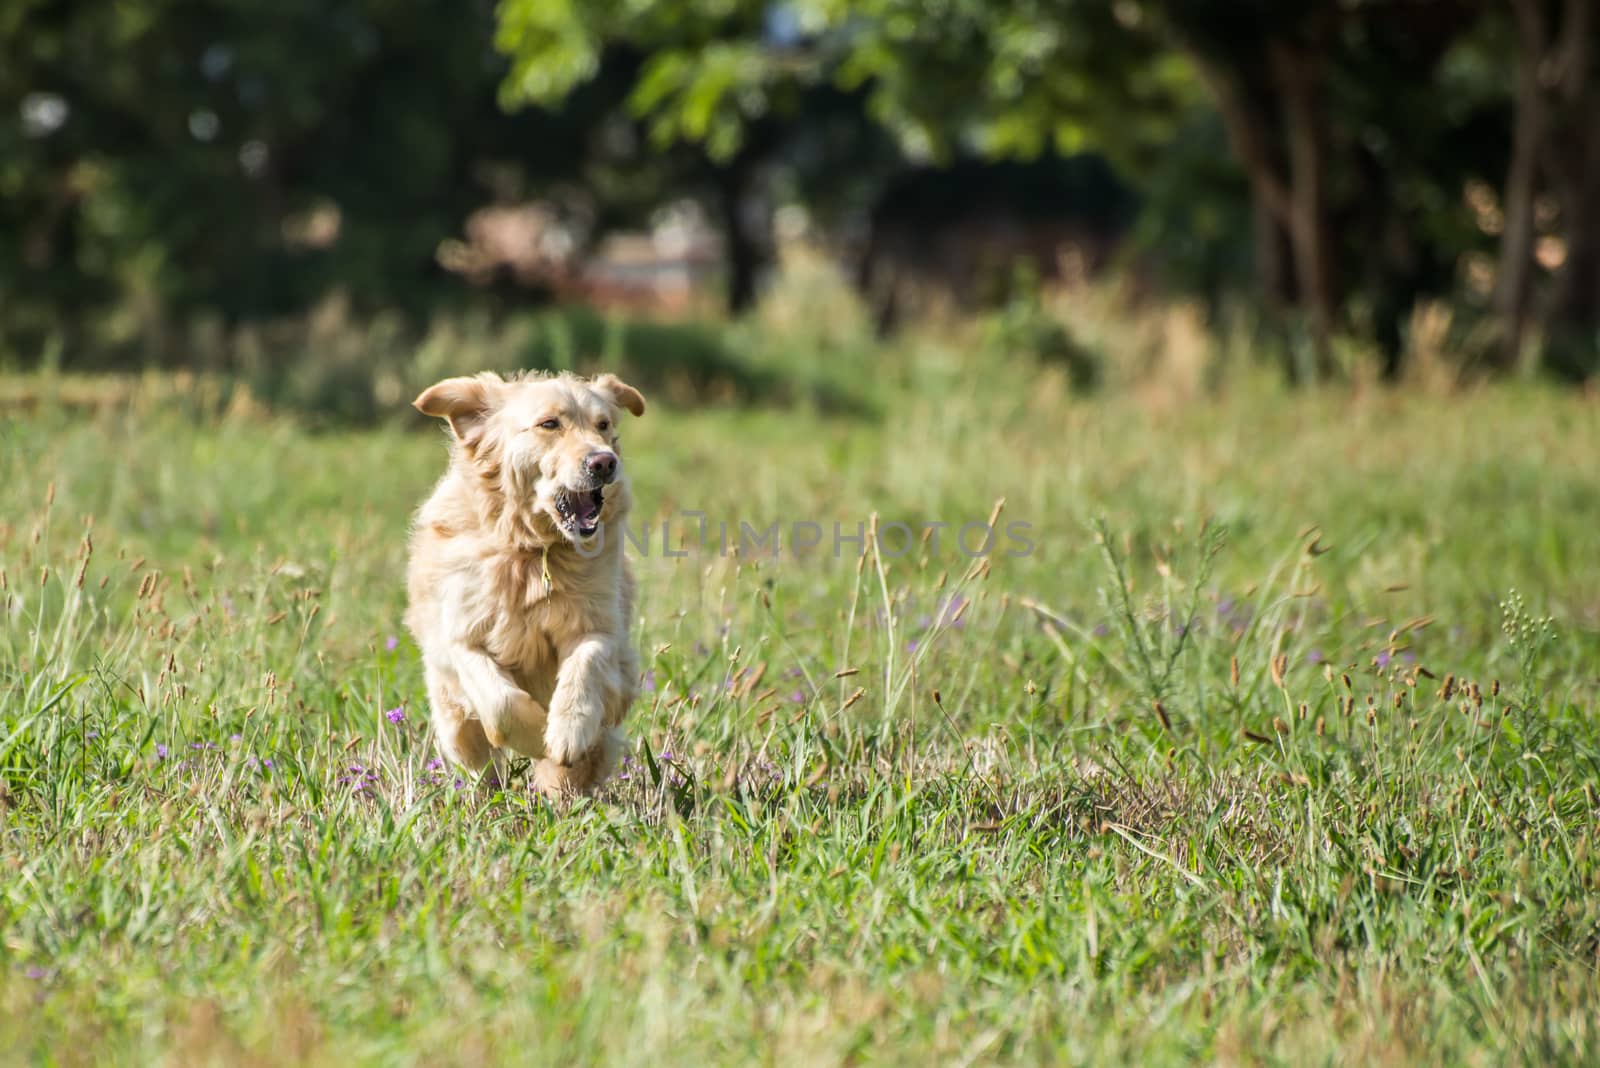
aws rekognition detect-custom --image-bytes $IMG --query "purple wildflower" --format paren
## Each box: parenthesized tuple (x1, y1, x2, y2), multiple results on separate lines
(426, 758, 443, 771)
(642, 670, 656, 693)
(155, 744, 169, 760)
(905, 639, 920, 653)
(1306, 649, 1324, 664)
(1092, 624, 1110, 638)
(789, 690, 806, 704)
(385, 706, 406, 725)
(1375, 651, 1393, 668)
(385, 635, 399, 651)
(340, 761, 380, 792)
(25, 967, 47, 980)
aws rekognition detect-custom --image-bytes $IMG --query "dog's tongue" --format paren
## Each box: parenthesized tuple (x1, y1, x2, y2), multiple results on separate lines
(574, 491, 602, 526)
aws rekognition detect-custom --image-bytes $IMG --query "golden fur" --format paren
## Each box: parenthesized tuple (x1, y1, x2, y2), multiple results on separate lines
(404, 370, 646, 795)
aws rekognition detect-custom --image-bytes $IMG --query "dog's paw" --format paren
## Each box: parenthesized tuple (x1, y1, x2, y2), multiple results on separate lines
(531, 756, 589, 798)
(543, 703, 602, 766)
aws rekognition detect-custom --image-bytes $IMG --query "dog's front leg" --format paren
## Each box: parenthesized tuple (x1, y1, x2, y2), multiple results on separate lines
(447, 643, 548, 756)
(544, 634, 624, 767)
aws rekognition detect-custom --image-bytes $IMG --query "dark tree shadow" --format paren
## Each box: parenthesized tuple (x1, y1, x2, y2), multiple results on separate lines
(511, 306, 878, 420)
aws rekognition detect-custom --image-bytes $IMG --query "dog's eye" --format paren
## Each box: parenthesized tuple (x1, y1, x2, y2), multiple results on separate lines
(597, 419, 610, 433)
(536, 419, 560, 431)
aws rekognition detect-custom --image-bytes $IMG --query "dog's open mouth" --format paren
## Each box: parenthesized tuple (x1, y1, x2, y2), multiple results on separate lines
(553, 487, 605, 538)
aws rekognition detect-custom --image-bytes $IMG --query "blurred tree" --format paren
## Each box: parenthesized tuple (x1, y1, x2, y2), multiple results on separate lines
(495, 0, 1515, 379)
(6, 0, 1592, 379)
(495, 0, 1192, 316)
(0, 0, 642, 364)
(1500, 0, 1600, 379)
(1149, 0, 1498, 379)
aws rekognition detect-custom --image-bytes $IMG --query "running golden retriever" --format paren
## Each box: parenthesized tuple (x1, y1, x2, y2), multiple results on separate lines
(405, 370, 646, 795)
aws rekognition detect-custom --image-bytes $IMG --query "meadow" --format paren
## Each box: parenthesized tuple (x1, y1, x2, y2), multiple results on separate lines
(3, 294, 1600, 1064)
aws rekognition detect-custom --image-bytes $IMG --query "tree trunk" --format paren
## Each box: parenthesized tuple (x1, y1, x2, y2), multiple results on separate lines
(1270, 40, 1337, 380)
(1194, 60, 1294, 303)
(1247, 146, 1296, 312)
(1192, 57, 1303, 379)
(1540, 0, 1599, 379)
(1493, 0, 1548, 372)
(714, 157, 772, 317)
(1544, 141, 1600, 379)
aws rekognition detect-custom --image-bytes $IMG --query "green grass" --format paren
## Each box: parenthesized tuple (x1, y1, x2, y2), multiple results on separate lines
(3, 329, 1600, 1064)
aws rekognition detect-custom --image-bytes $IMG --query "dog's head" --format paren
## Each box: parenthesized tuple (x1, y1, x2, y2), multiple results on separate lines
(414, 371, 646, 544)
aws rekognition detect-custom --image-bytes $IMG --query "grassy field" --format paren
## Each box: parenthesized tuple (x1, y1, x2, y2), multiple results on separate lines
(3, 319, 1600, 1064)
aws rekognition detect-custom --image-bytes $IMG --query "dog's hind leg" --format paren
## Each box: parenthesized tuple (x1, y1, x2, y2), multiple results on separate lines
(425, 661, 496, 772)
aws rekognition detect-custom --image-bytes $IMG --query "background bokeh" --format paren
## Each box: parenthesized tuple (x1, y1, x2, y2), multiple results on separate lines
(5, 0, 1597, 389)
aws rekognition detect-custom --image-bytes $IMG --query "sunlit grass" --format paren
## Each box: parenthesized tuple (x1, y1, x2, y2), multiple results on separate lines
(3, 327, 1599, 1063)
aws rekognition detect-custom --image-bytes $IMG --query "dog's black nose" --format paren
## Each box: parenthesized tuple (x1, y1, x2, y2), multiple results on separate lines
(585, 450, 618, 483)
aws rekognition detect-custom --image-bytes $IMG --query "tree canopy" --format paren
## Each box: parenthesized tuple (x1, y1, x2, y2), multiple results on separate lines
(3, 0, 1597, 379)
(494, 0, 1599, 379)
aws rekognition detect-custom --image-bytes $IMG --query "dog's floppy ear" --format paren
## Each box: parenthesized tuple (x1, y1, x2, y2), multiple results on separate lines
(413, 373, 501, 444)
(592, 373, 646, 417)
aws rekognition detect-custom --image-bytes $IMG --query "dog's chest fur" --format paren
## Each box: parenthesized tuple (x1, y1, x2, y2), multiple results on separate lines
(476, 545, 625, 693)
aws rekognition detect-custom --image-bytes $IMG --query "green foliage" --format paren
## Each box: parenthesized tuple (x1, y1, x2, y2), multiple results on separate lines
(981, 292, 1101, 392)
(0, 0, 645, 363)
(496, 0, 1195, 168)
(499, 0, 795, 163)
(4, 0, 1595, 378)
